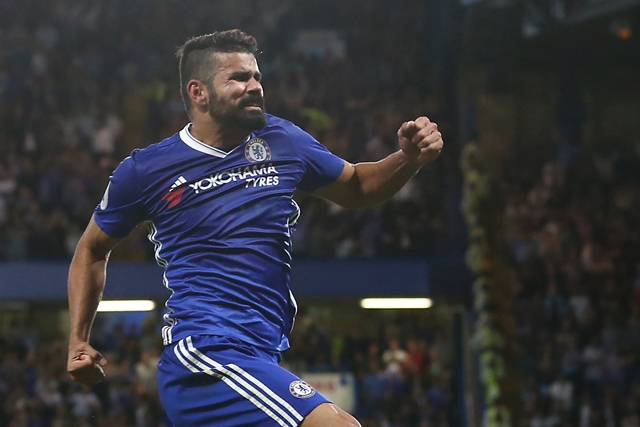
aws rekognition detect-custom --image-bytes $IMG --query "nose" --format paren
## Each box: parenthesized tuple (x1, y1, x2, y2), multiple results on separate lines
(247, 78, 262, 95)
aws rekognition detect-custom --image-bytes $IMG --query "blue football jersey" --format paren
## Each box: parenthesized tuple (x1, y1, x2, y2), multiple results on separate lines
(94, 114, 345, 352)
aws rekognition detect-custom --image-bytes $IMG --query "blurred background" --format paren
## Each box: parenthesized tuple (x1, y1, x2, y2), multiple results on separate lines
(0, 0, 639, 426)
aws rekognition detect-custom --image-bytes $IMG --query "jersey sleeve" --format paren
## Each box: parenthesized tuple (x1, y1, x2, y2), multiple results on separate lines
(290, 126, 346, 193)
(93, 152, 147, 238)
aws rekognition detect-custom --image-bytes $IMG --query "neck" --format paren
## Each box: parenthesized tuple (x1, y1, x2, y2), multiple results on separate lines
(190, 118, 250, 149)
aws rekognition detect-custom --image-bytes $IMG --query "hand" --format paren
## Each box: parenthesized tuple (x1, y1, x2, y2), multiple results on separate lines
(67, 342, 107, 386)
(397, 116, 443, 166)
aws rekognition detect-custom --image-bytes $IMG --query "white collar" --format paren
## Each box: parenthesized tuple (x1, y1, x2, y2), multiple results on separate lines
(179, 124, 246, 158)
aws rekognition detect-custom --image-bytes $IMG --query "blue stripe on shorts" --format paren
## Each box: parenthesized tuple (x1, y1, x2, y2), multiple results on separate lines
(158, 335, 331, 427)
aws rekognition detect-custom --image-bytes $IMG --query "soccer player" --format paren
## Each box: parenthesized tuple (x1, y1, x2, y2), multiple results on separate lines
(67, 29, 443, 427)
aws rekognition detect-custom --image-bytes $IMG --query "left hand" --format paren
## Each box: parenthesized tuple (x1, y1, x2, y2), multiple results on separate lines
(67, 342, 107, 387)
(397, 116, 444, 166)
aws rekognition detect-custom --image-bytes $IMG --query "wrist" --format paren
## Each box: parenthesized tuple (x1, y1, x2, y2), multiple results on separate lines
(69, 335, 90, 347)
(398, 149, 424, 170)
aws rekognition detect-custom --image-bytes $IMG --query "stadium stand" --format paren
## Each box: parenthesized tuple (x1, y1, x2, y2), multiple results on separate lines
(1, 0, 639, 426)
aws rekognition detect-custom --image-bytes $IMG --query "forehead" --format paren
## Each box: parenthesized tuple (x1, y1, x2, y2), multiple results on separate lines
(213, 52, 259, 76)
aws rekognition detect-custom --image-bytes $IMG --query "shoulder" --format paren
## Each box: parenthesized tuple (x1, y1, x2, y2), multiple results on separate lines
(110, 132, 184, 187)
(257, 114, 314, 142)
(128, 132, 183, 165)
(113, 132, 184, 181)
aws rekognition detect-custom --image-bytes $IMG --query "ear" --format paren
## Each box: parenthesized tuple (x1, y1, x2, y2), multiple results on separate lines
(186, 80, 209, 109)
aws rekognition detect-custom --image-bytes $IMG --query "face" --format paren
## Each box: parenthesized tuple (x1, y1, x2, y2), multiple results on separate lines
(206, 52, 266, 130)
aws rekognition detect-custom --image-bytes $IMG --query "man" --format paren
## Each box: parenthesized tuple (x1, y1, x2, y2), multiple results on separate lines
(67, 29, 443, 427)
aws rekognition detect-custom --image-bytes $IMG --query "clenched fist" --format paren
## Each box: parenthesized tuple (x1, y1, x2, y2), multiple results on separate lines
(397, 116, 443, 166)
(68, 342, 107, 386)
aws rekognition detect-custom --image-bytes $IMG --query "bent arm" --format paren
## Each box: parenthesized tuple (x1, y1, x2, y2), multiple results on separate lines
(313, 151, 422, 209)
(313, 117, 443, 209)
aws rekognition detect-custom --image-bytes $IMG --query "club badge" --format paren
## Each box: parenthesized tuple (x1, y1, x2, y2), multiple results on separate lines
(245, 138, 271, 163)
(289, 380, 316, 399)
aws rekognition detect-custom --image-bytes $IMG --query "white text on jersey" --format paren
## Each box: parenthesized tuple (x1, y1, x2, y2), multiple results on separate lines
(188, 164, 279, 194)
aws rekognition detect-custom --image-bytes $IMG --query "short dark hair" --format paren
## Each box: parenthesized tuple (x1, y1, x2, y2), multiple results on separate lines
(176, 29, 259, 112)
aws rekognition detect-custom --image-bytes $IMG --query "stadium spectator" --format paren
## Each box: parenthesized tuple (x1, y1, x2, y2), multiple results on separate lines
(504, 143, 640, 424)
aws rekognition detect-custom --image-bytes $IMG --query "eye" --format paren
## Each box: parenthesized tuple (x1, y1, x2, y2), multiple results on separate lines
(230, 71, 261, 83)
(233, 73, 249, 82)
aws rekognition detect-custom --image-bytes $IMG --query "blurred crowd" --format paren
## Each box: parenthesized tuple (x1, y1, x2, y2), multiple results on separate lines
(285, 309, 460, 426)
(0, 319, 167, 427)
(0, 0, 455, 262)
(502, 143, 640, 426)
(0, 307, 459, 427)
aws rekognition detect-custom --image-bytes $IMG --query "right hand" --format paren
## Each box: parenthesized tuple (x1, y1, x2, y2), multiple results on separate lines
(397, 116, 443, 166)
(67, 342, 107, 386)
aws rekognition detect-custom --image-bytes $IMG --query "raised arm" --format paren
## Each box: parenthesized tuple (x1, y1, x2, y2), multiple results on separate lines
(313, 116, 443, 209)
(67, 215, 124, 386)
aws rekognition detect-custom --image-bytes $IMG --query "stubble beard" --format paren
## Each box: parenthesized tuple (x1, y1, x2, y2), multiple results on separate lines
(208, 92, 267, 131)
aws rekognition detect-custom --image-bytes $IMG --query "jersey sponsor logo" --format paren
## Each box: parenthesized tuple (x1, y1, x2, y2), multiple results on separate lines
(188, 164, 279, 194)
(162, 176, 187, 208)
(288, 380, 316, 399)
(245, 138, 271, 163)
(99, 182, 111, 210)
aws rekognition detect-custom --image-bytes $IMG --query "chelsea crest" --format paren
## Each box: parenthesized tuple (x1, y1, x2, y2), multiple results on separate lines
(289, 380, 316, 399)
(245, 138, 271, 163)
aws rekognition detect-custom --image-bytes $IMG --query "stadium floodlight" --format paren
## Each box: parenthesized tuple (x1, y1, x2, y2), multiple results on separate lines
(359, 298, 433, 309)
(97, 300, 156, 312)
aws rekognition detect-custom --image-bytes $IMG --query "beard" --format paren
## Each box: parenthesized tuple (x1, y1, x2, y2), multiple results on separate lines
(208, 92, 267, 131)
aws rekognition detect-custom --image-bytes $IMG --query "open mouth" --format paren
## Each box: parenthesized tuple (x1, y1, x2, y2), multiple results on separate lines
(240, 97, 264, 111)
(243, 104, 263, 111)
